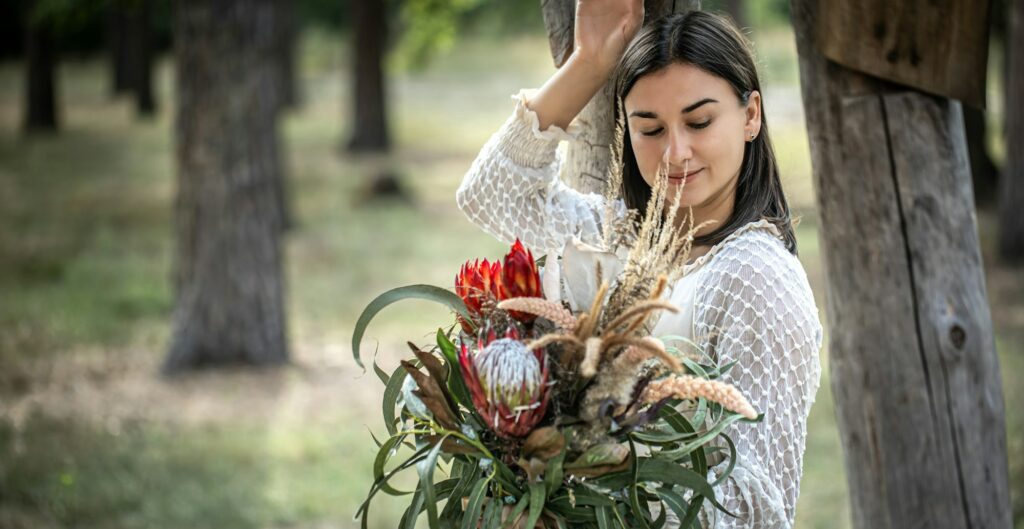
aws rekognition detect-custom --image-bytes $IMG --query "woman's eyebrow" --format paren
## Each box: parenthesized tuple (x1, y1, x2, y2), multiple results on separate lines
(682, 98, 718, 113)
(628, 98, 719, 119)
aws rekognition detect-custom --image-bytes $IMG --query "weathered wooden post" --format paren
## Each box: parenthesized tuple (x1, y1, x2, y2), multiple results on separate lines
(789, 0, 1012, 527)
(539, 0, 701, 193)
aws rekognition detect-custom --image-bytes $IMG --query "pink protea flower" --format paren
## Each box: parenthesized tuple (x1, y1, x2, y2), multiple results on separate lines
(458, 327, 550, 438)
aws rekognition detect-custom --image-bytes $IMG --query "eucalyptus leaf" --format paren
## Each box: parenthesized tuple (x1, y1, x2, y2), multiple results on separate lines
(352, 284, 472, 369)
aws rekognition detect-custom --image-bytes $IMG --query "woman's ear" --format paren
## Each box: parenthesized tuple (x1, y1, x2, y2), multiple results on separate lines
(745, 90, 762, 140)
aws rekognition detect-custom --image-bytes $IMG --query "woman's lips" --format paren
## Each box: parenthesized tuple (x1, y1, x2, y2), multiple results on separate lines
(667, 168, 703, 183)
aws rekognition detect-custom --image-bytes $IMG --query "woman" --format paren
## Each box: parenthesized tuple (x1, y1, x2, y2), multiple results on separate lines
(456, 2, 822, 527)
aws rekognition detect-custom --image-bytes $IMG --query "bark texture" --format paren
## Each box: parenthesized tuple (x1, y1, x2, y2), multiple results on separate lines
(791, 0, 1012, 527)
(165, 0, 289, 373)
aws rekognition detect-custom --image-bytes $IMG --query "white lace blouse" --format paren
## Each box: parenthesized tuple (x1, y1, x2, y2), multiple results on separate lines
(455, 89, 823, 528)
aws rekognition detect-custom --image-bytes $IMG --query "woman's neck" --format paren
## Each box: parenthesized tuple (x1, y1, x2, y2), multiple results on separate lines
(673, 182, 737, 263)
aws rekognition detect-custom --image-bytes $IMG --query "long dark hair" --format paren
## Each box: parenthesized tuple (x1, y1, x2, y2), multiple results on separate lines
(614, 11, 797, 254)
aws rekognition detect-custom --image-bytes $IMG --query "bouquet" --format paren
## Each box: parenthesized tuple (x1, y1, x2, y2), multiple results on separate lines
(351, 121, 762, 529)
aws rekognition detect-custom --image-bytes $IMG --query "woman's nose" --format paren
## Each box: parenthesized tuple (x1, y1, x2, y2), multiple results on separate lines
(662, 130, 693, 166)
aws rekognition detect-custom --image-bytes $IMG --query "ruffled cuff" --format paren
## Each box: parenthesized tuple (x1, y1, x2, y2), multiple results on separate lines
(495, 88, 582, 169)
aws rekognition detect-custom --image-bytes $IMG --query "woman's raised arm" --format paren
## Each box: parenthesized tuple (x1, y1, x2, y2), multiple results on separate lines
(455, 0, 643, 255)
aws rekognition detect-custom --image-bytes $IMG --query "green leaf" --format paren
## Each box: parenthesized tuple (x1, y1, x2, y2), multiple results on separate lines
(657, 407, 707, 476)
(482, 494, 503, 529)
(417, 434, 450, 529)
(627, 440, 652, 529)
(500, 493, 530, 529)
(352, 284, 472, 369)
(656, 413, 747, 462)
(654, 487, 693, 527)
(544, 449, 566, 499)
(596, 506, 613, 529)
(524, 482, 546, 529)
(383, 364, 409, 436)
(373, 357, 390, 386)
(437, 329, 475, 409)
(374, 434, 414, 496)
(460, 472, 494, 529)
(441, 460, 478, 522)
(402, 483, 426, 529)
(711, 434, 738, 488)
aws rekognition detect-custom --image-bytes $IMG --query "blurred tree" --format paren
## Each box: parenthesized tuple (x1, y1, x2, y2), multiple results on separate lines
(107, 0, 156, 116)
(24, 0, 59, 133)
(347, 0, 390, 153)
(274, 0, 299, 109)
(964, 106, 999, 205)
(1000, 0, 1024, 261)
(164, 0, 290, 373)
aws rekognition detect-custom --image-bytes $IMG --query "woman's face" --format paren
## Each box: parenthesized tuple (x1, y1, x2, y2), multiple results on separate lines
(624, 62, 761, 211)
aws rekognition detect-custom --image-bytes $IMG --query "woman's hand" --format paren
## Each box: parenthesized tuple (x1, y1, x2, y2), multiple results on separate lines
(573, 0, 645, 72)
(528, 0, 644, 131)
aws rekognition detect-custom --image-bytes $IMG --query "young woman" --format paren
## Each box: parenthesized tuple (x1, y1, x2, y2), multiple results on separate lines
(456, 2, 822, 527)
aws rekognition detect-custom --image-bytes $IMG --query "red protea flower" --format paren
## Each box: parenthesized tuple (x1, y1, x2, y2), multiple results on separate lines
(498, 239, 543, 323)
(455, 258, 503, 333)
(458, 327, 550, 438)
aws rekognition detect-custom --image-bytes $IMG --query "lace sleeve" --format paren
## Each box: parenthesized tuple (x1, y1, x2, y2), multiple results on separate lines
(688, 230, 824, 528)
(455, 89, 624, 255)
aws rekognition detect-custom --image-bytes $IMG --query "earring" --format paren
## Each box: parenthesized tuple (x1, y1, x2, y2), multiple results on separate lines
(748, 131, 755, 141)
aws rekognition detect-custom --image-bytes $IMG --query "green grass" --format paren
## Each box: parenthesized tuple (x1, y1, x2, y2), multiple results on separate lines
(0, 27, 1021, 529)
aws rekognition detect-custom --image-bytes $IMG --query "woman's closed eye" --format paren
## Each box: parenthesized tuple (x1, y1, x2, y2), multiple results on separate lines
(640, 119, 712, 137)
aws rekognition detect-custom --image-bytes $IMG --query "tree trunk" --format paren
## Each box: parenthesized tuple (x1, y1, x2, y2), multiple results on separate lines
(107, 2, 131, 96)
(108, 0, 156, 116)
(1000, 0, 1024, 261)
(275, 0, 298, 110)
(165, 0, 289, 373)
(790, 1, 1012, 528)
(125, 0, 156, 116)
(23, 5, 58, 133)
(347, 0, 389, 152)
(963, 105, 999, 206)
(539, 0, 701, 195)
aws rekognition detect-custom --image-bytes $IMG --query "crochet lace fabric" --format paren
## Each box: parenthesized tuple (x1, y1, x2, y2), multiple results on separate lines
(456, 90, 823, 528)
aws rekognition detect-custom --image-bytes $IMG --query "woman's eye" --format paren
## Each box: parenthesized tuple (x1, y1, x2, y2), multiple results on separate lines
(689, 119, 712, 130)
(641, 128, 663, 137)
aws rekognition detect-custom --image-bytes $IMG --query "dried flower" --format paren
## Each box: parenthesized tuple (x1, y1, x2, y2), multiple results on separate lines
(497, 297, 577, 330)
(642, 375, 758, 420)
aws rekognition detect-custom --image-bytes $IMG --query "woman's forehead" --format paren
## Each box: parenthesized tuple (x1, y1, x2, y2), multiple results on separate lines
(624, 63, 734, 114)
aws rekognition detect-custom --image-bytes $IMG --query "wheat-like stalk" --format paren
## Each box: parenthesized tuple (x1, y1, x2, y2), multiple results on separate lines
(642, 375, 758, 420)
(497, 298, 577, 330)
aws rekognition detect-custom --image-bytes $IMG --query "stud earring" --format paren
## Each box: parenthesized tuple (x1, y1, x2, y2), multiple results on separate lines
(749, 131, 755, 141)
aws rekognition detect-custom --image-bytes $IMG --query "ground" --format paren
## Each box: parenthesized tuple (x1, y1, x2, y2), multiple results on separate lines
(0, 29, 1021, 529)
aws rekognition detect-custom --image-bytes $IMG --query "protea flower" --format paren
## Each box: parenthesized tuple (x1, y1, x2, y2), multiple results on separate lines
(455, 258, 503, 333)
(498, 239, 543, 324)
(458, 328, 550, 438)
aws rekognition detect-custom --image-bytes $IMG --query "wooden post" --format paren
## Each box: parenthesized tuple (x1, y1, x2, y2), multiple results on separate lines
(789, 0, 1012, 527)
(539, 0, 701, 194)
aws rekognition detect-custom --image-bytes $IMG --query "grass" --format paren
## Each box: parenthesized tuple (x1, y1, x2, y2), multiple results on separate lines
(0, 26, 1021, 529)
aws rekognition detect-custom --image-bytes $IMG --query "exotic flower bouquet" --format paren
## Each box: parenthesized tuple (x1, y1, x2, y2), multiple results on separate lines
(352, 236, 760, 529)
(352, 137, 761, 528)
